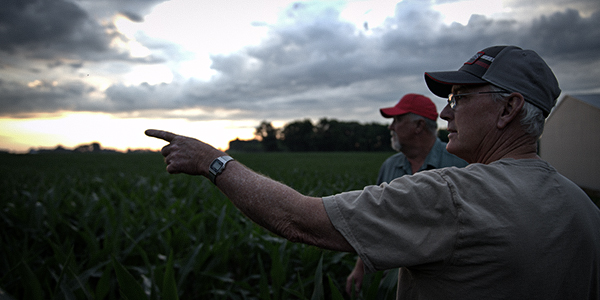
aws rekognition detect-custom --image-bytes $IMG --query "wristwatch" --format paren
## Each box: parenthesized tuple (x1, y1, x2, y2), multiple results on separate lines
(208, 156, 234, 184)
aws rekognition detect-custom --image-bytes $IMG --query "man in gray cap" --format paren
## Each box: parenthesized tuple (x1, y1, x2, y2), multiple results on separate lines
(146, 45, 600, 299)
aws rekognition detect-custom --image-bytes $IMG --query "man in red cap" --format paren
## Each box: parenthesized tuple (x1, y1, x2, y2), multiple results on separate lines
(346, 94, 467, 295)
(377, 93, 467, 177)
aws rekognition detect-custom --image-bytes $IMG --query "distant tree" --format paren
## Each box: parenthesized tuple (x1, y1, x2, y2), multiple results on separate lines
(74, 144, 91, 153)
(255, 121, 281, 151)
(311, 118, 390, 151)
(362, 122, 391, 151)
(281, 119, 316, 151)
(314, 118, 335, 151)
(238, 118, 392, 152)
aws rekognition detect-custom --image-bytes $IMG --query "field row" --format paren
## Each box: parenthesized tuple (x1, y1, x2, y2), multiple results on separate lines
(0, 152, 396, 299)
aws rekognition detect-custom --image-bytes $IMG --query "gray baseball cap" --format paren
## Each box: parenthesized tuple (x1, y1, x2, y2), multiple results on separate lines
(424, 45, 561, 117)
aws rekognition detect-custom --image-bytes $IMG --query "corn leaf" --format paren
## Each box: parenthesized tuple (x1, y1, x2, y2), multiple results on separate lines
(310, 255, 324, 300)
(112, 257, 147, 300)
(161, 250, 179, 300)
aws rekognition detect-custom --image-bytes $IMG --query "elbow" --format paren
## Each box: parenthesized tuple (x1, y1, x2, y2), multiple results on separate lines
(284, 231, 304, 244)
(274, 217, 314, 245)
(276, 219, 342, 251)
(282, 224, 354, 252)
(275, 218, 303, 243)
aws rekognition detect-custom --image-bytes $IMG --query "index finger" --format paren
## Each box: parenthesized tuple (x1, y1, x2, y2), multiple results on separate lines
(145, 129, 178, 142)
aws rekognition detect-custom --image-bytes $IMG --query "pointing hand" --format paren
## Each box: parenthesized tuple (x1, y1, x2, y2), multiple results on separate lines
(145, 129, 224, 176)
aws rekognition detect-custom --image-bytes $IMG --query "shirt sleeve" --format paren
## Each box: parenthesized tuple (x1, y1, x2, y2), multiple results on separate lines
(323, 169, 459, 273)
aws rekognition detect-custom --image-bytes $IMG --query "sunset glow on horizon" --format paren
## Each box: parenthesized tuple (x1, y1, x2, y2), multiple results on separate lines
(1, 0, 598, 154)
(0, 113, 258, 153)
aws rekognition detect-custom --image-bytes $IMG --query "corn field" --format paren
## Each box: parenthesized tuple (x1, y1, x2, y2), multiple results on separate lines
(0, 152, 398, 299)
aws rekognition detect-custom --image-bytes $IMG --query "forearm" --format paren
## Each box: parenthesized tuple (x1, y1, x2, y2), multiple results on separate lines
(144, 129, 354, 252)
(215, 161, 354, 252)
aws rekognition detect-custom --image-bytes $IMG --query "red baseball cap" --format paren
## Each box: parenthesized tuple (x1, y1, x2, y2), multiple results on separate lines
(379, 93, 438, 120)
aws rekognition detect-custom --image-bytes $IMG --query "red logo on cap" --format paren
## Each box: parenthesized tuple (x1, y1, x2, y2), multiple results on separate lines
(465, 51, 484, 65)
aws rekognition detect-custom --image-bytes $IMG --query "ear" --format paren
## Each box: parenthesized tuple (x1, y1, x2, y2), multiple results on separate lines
(497, 93, 525, 129)
(414, 119, 426, 134)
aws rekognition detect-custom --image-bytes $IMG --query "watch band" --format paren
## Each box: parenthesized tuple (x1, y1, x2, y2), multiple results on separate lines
(208, 156, 234, 184)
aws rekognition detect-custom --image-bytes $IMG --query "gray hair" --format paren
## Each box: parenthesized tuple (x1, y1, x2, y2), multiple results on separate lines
(489, 86, 545, 139)
(406, 113, 438, 135)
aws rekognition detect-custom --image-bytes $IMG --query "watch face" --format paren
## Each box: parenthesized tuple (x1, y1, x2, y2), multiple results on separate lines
(210, 160, 224, 172)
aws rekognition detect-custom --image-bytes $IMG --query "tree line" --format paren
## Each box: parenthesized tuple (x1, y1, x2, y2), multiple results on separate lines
(26, 142, 152, 154)
(229, 118, 391, 152)
(229, 118, 450, 152)
(229, 118, 451, 152)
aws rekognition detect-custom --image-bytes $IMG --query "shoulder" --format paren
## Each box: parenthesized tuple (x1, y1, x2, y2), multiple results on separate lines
(432, 139, 468, 168)
(381, 152, 406, 166)
(431, 159, 559, 190)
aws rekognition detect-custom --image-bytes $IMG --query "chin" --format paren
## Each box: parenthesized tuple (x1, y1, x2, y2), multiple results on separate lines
(391, 136, 401, 152)
(445, 140, 460, 156)
(446, 142, 470, 162)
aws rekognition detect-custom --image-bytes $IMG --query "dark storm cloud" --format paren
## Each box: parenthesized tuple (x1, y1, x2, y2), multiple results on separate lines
(120, 11, 145, 23)
(505, 0, 599, 12)
(0, 78, 96, 116)
(525, 9, 600, 59)
(0, 0, 170, 60)
(517, 9, 600, 92)
(154, 1, 600, 121)
(0, 0, 110, 56)
(0, 0, 179, 116)
(1, 0, 599, 122)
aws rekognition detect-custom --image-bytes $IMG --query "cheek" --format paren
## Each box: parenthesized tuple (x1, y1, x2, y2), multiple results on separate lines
(452, 114, 490, 147)
(448, 117, 471, 146)
(445, 128, 471, 159)
(390, 124, 402, 136)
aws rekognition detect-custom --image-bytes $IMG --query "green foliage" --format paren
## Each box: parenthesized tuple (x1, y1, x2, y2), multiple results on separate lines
(0, 152, 397, 299)
(241, 118, 392, 152)
(255, 121, 282, 152)
(113, 257, 147, 300)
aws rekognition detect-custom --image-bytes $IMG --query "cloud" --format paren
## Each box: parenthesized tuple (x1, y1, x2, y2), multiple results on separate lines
(0, 0, 173, 62)
(0, 0, 110, 57)
(526, 9, 600, 58)
(0, 78, 95, 116)
(505, 0, 599, 15)
(0, 0, 599, 123)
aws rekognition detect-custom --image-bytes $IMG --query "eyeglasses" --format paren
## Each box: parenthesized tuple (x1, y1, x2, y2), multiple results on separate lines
(447, 91, 509, 109)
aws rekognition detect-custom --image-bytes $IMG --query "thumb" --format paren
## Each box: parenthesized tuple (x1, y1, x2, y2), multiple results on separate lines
(145, 129, 177, 142)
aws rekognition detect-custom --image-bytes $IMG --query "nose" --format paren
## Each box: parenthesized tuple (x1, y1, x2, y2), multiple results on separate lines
(440, 104, 453, 121)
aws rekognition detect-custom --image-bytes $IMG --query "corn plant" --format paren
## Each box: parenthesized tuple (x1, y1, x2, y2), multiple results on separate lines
(0, 152, 397, 299)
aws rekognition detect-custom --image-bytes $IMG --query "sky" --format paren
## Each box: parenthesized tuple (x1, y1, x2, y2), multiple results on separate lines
(1, 0, 599, 153)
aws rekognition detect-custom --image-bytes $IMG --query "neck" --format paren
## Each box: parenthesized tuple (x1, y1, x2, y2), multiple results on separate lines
(476, 127, 539, 164)
(404, 135, 437, 173)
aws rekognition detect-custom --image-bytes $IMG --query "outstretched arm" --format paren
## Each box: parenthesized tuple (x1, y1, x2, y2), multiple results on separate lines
(145, 129, 354, 252)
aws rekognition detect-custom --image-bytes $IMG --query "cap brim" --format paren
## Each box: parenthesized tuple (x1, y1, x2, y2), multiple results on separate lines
(425, 71, 488, 98)
(380, 107, 408, 118)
